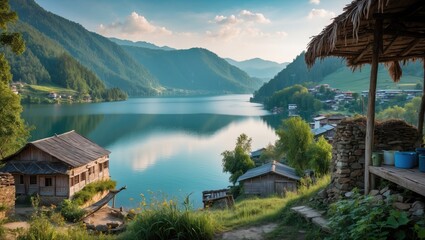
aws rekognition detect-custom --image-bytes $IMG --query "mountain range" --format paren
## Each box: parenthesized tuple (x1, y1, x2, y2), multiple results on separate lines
(9, 0, 262, 96)
(225, 58, 288, 80)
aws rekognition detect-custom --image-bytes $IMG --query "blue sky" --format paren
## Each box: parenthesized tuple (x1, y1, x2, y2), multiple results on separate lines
(36, 0, 347, 63)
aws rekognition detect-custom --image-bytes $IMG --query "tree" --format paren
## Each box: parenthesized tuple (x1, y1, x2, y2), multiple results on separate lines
(276, 116, 313, 173)
(276, 116, 332, 175)
(307, 136, 332, 176)
(221, 134, 255, 185)
(0, 0, 29, 159)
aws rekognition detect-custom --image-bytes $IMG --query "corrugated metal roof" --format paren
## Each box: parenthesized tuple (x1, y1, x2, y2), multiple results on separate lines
(0, 161, 69, 175)
(311, 124, 335, 136)
(237, 161, 300, 182)
(4, 130, 110, 168)
(250, 148, 265, 158)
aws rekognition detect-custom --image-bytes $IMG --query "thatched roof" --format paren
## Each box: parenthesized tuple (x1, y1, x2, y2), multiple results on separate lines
(305, 0, 425, 73)
(3, 130, 110, 168)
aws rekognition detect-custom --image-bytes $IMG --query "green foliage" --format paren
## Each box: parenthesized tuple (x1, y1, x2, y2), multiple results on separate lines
(265, 84, 321, 116)
(252, 52, 344, 103)
(59, 199, 85, 222)
(276, 116, 313, 173)
(0, 0, 29, 159)
(307, 136, 332, 176)
(326, 192, 420, 240)
(18, 206, 113, 240)
(11, 0, 161, 96)
(276, 117, 332, 175)
(221, 134, 255, 185)
(377, 96, 421, 126)
(72, 179, 116, 206)
(120, 194, 218, 240)
(212, 175, 330, 230)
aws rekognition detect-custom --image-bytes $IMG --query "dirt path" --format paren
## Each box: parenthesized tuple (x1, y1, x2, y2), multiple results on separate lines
(218, 223, 278, 240)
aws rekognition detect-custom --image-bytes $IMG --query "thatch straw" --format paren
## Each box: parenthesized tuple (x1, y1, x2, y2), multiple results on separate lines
(305, 0, 423, 68)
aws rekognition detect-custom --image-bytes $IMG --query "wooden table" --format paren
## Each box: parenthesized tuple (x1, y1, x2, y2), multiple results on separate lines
(369, 166, 425, 196)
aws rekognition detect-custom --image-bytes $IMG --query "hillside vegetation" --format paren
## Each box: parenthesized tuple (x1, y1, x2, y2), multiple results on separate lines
(252, 52, 423, 103)
(121, 46, 262, 94)
(11, 0, 161, 96)
(6, 22, 126, 102)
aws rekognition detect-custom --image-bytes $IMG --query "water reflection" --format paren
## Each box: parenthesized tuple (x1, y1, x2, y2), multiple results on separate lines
(22, 95, 279, 208)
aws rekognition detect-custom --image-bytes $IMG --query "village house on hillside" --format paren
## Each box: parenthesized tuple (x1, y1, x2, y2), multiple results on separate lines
(237, 161, 300, 197)
(0, 131, 110, 203)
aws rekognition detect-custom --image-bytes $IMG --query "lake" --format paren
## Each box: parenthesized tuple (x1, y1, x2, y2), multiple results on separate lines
(22, 94, 280, 208)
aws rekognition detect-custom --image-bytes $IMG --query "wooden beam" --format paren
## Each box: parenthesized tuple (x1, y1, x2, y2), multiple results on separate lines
(365, 18, 382, 195)
(383, 36, 398, 54)
(418, 59, 425, 142)
(353, 44, 371, 65)
(399, 38, 421, 57)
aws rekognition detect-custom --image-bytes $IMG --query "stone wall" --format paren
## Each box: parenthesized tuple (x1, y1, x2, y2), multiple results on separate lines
(325, 118, 419, 201)
(0, 172, 15, 219)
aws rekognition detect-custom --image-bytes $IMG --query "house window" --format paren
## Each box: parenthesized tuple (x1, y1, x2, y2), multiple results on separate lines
(81, 172, 86, 181)
(99, 163, 103, 172)
(74, 175, 79, 185)
(45, 177, 52, 187)
(103, 161, 109, 169)
(30, 176, 37, 185)
(19, 175, 24, 184)
(88, 166, 95, 175)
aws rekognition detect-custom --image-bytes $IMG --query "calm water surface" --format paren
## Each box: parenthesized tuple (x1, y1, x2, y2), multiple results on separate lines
(22, 95, 279, 208)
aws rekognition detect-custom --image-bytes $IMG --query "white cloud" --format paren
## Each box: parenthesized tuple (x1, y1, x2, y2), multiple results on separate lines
(207, 10, 274, 40)
(239, 10, 271, 23)
(213, 15, 239, 25)
(98, 11, 172, 36)
(309, 0, 320, 5)
(307, 8, 335, 19)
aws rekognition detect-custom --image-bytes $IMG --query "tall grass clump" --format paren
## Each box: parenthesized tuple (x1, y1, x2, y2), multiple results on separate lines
(72, 179, 116, 206)
(120, 194, 219, 240)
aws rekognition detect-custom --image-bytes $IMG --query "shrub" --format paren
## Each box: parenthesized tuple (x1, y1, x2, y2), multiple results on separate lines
(72, 179, 116, 206)
(120, 194, 219, 240)
(326, 192, 419, 240)
(60, 199, 85, 222)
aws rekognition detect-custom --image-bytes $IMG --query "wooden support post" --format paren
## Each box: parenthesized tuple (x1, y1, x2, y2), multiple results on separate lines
(112, 195, 115, 208)
(365, 18, 382, 194)
(418, 59, 425, 143)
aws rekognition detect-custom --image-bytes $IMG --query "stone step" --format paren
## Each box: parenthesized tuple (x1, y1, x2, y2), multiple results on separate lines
(291, 205, 330, 233)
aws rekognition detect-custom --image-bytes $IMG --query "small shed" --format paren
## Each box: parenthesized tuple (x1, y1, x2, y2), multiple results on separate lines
(237, 161, 300, 196)
(0, 130, 110, 203)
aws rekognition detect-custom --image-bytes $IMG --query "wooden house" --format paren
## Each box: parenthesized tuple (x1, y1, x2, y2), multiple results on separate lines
(0, 130, 110, 203)
(237, 161, 300, 197)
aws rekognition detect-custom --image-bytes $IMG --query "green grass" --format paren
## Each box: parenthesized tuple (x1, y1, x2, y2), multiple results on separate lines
(210, 175, 330, 231)
(320, 66, 422, 92)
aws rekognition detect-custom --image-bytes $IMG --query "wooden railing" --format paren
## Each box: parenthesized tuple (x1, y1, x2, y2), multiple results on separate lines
(202, 189, 234, 209)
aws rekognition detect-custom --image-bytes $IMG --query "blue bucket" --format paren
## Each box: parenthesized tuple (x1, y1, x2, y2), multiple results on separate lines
(394, 152, 417, 169)
(419, 155, 425, 173)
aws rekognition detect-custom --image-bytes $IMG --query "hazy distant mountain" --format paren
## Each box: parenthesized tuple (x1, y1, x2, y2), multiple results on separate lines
(109, 37, 175, 51)
(122, 46, 263, 94)
(225, 58, 288, 80)
(11, 0, 161, 96)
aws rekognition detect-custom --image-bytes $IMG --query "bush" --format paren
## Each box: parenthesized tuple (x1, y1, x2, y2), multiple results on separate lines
(120, 194, 218, 240)
(72, 179, 116, 206)
(60, 199, 85, 222)
(326, 192, 420, 240)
